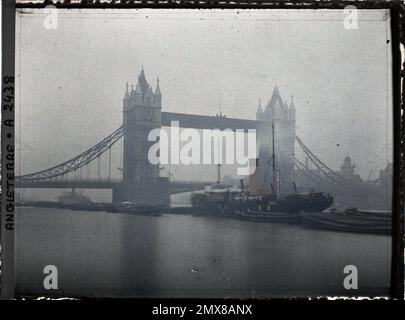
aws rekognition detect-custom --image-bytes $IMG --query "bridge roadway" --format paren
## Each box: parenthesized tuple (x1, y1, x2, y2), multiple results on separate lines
(16, 179, 210, 194)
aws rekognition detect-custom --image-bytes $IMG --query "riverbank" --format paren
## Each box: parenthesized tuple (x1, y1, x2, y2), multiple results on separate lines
(16, 201, 392, 235)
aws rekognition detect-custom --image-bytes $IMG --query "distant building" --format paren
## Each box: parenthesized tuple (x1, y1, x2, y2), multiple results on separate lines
(378, 162, 393, 187)
(336, 156, 363, 185)
(296, 155, 364, 191)
(294, 155, 393, 210)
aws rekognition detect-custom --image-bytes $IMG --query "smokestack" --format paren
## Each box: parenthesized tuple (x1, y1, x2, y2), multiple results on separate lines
(240, 179, 245, 193)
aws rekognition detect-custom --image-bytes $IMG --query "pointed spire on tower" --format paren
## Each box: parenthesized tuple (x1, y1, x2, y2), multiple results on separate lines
(129, 83, 135, 97)
(267, 85, 283, 113)
(154, 76, 161, 96)
(270, 85, 280, 101)
(274, 85, 279, 95)
(137, 66, 149, 98)
(257, 98, 263, 114)
(123, 82, 130, 109)
(290, 94, 295, 110)
(125, 82, 129, 98)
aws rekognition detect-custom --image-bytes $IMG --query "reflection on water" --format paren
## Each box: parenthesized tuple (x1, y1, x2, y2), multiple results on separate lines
(15, 207, 391, 298)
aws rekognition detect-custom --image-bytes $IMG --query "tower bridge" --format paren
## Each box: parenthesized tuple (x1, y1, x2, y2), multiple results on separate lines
(16, 68, 380, 207)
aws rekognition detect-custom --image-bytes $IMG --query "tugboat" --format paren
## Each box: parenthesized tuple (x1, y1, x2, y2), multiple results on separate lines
(58, 189, 94, 210)
(111, 201, 162, 216)
(191, 121, 333, 223)
(237, 121, 333, 223)
(191, 160, 242, 217)
(191, 182, 241, 217)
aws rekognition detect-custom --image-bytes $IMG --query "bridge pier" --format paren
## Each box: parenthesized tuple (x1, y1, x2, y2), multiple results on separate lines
(119, 68, 170, 207)
(112, 178, 170, 207)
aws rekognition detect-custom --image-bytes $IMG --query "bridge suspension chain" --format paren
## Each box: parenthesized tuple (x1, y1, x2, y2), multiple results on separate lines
(295, 135, 361, 188)
(295, 136, 379, 196)
(294, 157, 333, 188)
(17, 126, 123, 181)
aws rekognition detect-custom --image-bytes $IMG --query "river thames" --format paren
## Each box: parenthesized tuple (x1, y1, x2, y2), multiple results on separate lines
(15, 207, 391, 298)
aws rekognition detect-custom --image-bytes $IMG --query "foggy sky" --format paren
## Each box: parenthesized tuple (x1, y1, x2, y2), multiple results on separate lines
(15, 9, 393, 181)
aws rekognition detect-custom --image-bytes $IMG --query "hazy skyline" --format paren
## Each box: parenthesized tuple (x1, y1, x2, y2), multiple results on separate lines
(15, 9, 393, 181)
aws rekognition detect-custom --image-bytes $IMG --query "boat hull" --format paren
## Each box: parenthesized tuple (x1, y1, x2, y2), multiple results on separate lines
(302, 211, 391, 235)
(269, 194, 334, 213)
(236, 211, 302, 224)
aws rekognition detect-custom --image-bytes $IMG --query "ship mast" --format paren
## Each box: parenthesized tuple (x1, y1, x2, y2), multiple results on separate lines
(272, 121, 278, 198)
(216, 103, 223, 185)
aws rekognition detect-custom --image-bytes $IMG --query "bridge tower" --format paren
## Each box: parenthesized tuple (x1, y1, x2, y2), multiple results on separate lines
(113, 68, 170, 206)
(256, 87, 296, 194)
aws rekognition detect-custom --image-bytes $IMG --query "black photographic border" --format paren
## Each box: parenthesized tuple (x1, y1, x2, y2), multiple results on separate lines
(1, 0, 404, 300)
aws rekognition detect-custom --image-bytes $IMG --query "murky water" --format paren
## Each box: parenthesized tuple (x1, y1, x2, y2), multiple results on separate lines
(15, 207, 391, 298)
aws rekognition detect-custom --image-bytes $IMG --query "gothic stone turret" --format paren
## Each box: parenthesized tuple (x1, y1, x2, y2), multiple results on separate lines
(256, 86, 296, 194)
(114, 68, 169, 206)
(123, 68, 162, 183)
